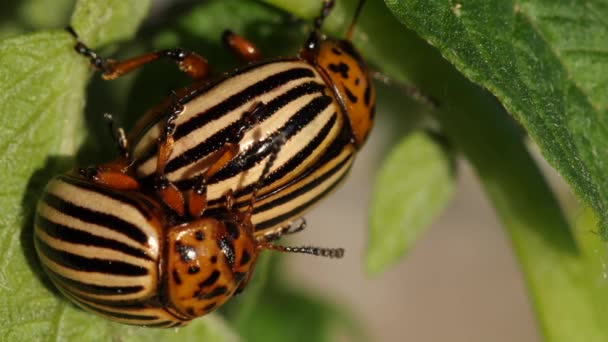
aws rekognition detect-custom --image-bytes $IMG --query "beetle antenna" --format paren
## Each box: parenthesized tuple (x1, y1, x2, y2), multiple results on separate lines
(262, 244, 345, 259)
(346, 0, 367, 40)
(313, 0, 336, 32)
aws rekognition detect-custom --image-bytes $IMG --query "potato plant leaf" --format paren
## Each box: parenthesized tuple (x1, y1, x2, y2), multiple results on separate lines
(366, 132, 455, 274)
(71, 0, 151, 47)
(385, 0, 608, 238)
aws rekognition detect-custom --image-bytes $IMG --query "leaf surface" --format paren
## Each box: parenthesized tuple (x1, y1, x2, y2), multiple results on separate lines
(367, 132, 455, 274)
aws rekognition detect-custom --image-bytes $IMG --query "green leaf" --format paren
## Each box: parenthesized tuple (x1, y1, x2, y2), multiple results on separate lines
(0, 0, 75, 39)
(384, 0, 608, 238)
(70, 0, 151, 47)
(366, 132, 455, 274)
(0, 29, 89, 341)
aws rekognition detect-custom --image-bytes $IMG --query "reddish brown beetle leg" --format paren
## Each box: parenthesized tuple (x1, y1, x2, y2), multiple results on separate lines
(79, 165, 139, 191)
(100, 49, 210, 81)
(187, 144, 239, 218)
(68, 28, 210, 81)
(222, 30, 262, 63)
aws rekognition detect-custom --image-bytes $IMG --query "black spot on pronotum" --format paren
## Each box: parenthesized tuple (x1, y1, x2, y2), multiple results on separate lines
(186, 307, 195, 316)
(210, 255, 218, 264)
(188, 265, 200, 274)
(364, 84, 371, 106)
(331, 47, 342, 55)
(203, 303, 216, 312)
(199, 270, 220, 288)
(240, 250, 251, 266)
(218, 236, 235, 268)
(225, 221, 240, 239)
(355, 78, 360, 86)
(176, 242, 197, 262)
(172, 269, 182, 285)
(328, 62, 349, 79)
(201, 286, 228, 299)
(343, 85, 358, 103)
(195, 230, 205, 241)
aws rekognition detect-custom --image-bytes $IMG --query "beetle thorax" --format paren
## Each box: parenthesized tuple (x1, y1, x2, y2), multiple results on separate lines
(165, 216, 257, 319)
(315, 39, 375, 147)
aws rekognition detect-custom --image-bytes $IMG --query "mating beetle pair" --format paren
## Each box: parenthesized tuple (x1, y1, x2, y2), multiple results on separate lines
(34, 0, 374, 327)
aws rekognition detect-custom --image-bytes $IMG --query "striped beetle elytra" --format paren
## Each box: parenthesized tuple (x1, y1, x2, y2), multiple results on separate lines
(35, 127, 343, 327)
(34, 0, 371, 326)
(110, 0, 373, 237)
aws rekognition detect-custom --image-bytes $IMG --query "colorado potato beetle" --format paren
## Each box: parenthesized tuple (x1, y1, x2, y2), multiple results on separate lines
(35, 126, 343, 326)
(35, 0, 370, 326)
(73, 0, 375, 238)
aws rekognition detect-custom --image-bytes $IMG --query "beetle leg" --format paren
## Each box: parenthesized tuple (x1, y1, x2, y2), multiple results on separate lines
(222, 30, 262, 63)
(78, 165, 139, 190)
(103, 113, 130, 160)
(76, 112, 139, 190)
(67, 27, 209, 81)
(154, 93, 187, 216)
(155, 175, 186, 217)
(260, 217, 307, 243)
(242, 131, 287, 223)
(186, 144, 240, 218)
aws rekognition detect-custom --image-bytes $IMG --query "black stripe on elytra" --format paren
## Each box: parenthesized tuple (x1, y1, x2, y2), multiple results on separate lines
(48, 269, 144, 296)
(133, 67, 316, 170)
(35, 235, 148, 276)
(252, 148, 352, 215)
(128, 58, 301, 147)
(71, 296, 161, 321)
(164, 81, 326, 177)
(201, 116, 352, 214)
(248, 117, 353, 204)
(56, 175, 154, 220)
(145, 321, 180, 328)
(57, 282, 153, 308)
(175, 67, 315, 140)
(42, 192, 149, 244)
(36, 215, 153, 261)
(222, 113, 338, 202)
(209, 95, 333, 182)
(254, 156, 353, 231)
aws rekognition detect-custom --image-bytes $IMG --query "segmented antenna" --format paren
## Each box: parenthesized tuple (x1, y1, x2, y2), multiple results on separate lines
(264, 244, 345, 259)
